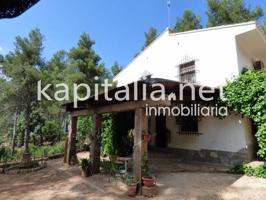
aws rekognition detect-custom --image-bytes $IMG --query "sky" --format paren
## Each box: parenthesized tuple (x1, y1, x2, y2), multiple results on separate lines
(0, 0, 265, 68)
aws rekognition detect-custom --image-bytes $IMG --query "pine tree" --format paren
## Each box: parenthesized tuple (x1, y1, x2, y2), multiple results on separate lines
(174, 10, 202, 32)
(207, 0, 264, 27)
(0, 29, 44, 155)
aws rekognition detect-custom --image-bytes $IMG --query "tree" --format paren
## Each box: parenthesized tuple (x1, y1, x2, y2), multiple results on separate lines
(111, 61, 123, 77)
(135, 27, 157, 57)
(223, 69, 266, 159)
(143, 27, 157, 49)
(263, 21, 266, 33)
(0, 29, 44, 156)
(69, 33, 106, 89)
(207, 0, 264, 27)
(174, 10, 202, 32)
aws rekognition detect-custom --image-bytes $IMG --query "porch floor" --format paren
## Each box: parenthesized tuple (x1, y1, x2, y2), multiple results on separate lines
(148, 150, 229, 173)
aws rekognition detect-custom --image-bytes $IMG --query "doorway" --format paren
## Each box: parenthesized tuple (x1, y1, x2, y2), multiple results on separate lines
(155, 115, 167, 148)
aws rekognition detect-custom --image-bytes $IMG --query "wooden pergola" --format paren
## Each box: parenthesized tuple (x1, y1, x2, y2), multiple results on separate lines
(63, 78, 219, 185)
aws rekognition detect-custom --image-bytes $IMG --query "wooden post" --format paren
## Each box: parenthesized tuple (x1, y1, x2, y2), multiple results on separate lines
(142, 114, 148, 160)
(66, 116, 77, 165)
(134, 108, 148, 194)
(90, 112, 102, 174)
(63, 137, 68, 163)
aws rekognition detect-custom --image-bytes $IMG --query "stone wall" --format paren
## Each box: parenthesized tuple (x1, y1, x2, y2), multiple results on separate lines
(150, 147, 248, 166)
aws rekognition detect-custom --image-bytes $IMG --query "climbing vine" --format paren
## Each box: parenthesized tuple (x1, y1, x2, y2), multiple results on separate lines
(223, 69, 266, 159)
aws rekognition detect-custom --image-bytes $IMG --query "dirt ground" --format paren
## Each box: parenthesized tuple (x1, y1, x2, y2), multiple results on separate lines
(1, 153, 266, 200)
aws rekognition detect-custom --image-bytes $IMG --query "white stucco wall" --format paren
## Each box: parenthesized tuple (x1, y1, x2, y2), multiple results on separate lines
(236, 44, 253, 72)
(114, 22, 259, 87)
(113, 22, 261, 156)
(149, 114, 253, 153)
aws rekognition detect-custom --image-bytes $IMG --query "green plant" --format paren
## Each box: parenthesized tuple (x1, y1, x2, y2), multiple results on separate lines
(0, 146, 7, 162)
(31, 160, 40, 168)
(101, 114, 114, 156)
(223, 69, 266, 159)
(229, 163, 266, 179)
(77, 116, 92, 143)
(126, 175, 137, 186)
(100, 160, 121, 175)
(141, 159, 149, 176)
(41, 119, 59, 143)
(142, 130, 149, 135)
(80, 158, 91, 170)
(229, 164, 245, 174)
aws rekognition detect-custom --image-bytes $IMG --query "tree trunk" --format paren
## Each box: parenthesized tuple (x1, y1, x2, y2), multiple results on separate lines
(23, 108, 30, 154)
(66, 116, 77, 165)
(90, 112, 102, 174)
(11, 112, 18, 156)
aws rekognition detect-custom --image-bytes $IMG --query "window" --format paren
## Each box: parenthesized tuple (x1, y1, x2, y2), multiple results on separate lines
(179, 60, 196, 83)
(181, 115, 198, 133)
(253, 61, 264, 70)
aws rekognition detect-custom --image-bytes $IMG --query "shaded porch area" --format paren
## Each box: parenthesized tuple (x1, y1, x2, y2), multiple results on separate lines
(63, 78, 220, 194)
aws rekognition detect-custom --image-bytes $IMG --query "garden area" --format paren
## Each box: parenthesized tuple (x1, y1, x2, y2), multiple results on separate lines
(1, 152, 266, 200)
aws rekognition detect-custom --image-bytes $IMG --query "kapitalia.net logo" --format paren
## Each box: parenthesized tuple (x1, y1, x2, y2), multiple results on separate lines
(37, 77, 228, 117)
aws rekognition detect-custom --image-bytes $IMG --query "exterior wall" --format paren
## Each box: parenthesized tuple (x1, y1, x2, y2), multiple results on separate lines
(149, 114, 254, 166)
(113, 22, 260, 165)
(114, 22, 257, 87)
(236, 43, 254, 72)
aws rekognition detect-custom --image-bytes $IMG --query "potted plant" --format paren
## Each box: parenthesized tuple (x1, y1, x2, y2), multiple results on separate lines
(142, 176, 156, 187)
(142, 130, 151, 142)
(108, 145, 118, 162)
(126, 176, 138, 197)
(80, 158, 92, 177)
(141, 158, 156, 187)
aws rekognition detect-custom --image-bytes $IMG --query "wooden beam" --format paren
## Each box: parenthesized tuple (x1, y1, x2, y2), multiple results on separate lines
(71, 99, 171, 117)
(90, 112, 102, 174)
(71, 109, 91, 117)
(66, 116, 78, 165)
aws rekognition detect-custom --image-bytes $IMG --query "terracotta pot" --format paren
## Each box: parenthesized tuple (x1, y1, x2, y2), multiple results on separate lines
(143, 135, 152, 142)
(142, 176, 155, 187)
(81, 169, 90, 177)
(127, 184, 137, 197)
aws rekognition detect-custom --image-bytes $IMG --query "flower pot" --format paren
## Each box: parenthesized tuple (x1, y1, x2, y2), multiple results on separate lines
(81, 168, 92, 177)
(142, 176, 156, 187)
(81, 169, 89, 177)
(143, 135, 152, 142)
(127, 184, 137, 197)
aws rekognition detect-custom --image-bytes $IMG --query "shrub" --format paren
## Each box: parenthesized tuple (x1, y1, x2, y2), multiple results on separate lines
(41, 119, 59, 143)
(80, 158, 91, 170)
(77, 116, 92, 143)
(223, 69, 266, 159)
(100, 160, 121, 175)
(230, 163, 266, 179)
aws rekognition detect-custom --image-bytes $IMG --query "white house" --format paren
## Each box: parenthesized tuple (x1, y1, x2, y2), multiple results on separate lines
(113, 21, 266, 166)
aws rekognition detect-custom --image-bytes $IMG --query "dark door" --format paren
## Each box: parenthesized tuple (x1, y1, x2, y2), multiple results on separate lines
(156, 115, 167, 148)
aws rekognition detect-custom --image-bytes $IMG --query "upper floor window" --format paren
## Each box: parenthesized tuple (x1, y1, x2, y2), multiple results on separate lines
(179, 60, 196, 83)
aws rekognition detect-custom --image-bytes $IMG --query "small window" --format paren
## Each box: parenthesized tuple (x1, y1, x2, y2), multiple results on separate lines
(179, 60, 196, 83)
(253, 61, 264, 70)
(181, 115, 198, 132)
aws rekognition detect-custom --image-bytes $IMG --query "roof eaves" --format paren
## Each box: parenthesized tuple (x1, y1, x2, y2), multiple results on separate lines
(169, 21, 256, 36)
